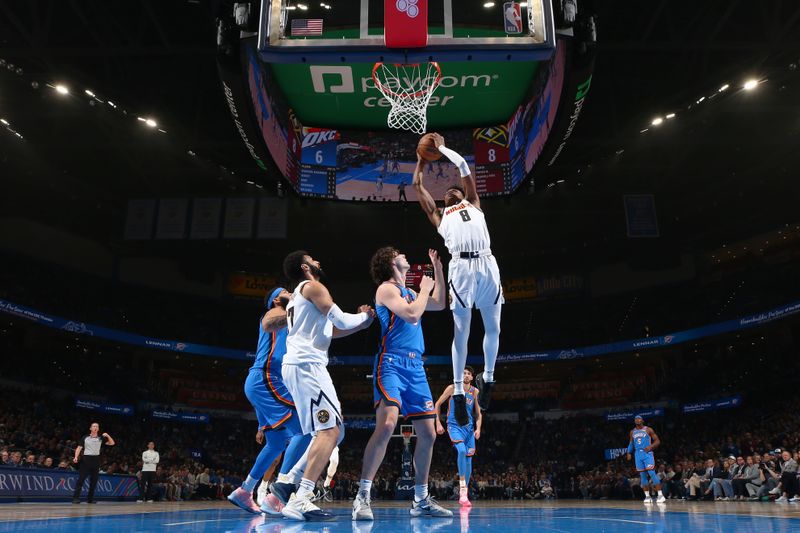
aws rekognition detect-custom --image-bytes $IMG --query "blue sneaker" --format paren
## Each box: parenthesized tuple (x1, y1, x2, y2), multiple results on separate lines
(270, 481, 297, 505)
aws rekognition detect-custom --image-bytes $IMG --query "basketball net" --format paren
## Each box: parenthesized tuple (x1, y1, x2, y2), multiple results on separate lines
(372, 62, 441, 135)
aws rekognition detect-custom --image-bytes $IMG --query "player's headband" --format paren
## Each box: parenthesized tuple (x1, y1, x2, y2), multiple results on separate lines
(634, 415, 644, 421)
(266, 287, 285, 310)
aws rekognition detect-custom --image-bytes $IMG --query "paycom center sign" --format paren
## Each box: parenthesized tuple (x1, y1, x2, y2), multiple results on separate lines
(270, 62, 539, 129)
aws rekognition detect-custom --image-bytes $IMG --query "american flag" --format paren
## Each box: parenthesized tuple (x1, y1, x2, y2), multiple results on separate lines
(291, 18, 323, 36)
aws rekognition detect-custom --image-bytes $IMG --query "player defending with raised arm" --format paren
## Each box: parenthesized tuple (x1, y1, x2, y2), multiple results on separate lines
(413, 133, 504, 425)
(353, 247, 452, 521)
(280, 251, 375, 521)
(626, 415, 665, 504)
(433, 366, 482, 507)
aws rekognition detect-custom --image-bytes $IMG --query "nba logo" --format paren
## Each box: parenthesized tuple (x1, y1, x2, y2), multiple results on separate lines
(503, 2, 522, 34)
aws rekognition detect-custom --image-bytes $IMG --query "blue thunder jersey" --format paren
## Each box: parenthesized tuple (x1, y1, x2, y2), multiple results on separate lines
(631, 427, 652, 452)
(251, 316, 289, 373)
(376, 283, 425, 357)
(447, 385, 477, 427)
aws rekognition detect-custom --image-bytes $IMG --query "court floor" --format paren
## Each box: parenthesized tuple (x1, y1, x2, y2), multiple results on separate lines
(1, 500, 799, 532)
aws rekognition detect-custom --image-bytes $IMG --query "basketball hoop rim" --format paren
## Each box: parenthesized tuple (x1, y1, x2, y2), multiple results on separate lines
(372, 61, 442, 99)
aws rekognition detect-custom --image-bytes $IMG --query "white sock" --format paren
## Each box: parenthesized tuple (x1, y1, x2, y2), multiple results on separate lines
(658, 489, 664, 496)
(414, 484, 428, 502)
(359, 479, 372, 498)
(459, 479, 466, 489)
(286, 447, 310, 484)
(277, 473, 292, 484)
(242, 475, 258, 492)
(296, 478, 315, 499)
(480, 304, 501, 377)
(453, 380, 465, 396)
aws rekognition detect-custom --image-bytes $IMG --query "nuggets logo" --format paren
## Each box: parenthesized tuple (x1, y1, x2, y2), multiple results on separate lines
(317, 409, 330, 424)
(473, 126, 509, 147)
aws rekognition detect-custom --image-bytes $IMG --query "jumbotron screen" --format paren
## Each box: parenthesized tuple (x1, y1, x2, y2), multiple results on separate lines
(242, 41, 567, 201)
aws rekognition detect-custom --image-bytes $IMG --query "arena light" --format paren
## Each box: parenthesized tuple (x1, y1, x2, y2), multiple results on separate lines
(0, 118, 8, 126)
(718, 84, 729, 92)
(85, 89, 95, 97)
(54, 84, 69, 95)
(743, 79, 758, 90)
(297, 3, 308, 10)
(651, 117, 663, 126)
(145, 118, 157, 128)
(108, 100, 117, 108)
(696, 96, 705, 104)
(484, 2, 496, 7)
(666, 113, 675, 119)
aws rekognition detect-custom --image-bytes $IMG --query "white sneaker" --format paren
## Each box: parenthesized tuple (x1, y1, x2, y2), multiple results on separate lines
(256, 481, 269, 507)
(281, 492, 334, 521)
(657, 494, 666, 503)
(776, 496, 788, 502)
(352, 492, 373, 521)
(643, 496, 653, 504)
(410, 495, 453, 517)
(769, 487, 782, 495)
(789, 496, 800, 503)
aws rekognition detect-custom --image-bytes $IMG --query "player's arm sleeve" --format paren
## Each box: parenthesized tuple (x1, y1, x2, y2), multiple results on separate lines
(438, 145, 470, 178)
(327, 304, 370, 330)
(627, 440, 634, 454)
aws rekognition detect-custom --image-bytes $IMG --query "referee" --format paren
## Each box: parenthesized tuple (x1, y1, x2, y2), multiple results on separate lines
(72, 422, 115, 504)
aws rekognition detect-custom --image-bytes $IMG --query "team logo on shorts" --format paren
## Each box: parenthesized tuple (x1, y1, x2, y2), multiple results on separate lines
(317, 410, 330, 424)
(425, 401, 434, 410)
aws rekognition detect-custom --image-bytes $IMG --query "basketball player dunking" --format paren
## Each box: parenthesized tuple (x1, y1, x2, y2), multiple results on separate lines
(413, 133, 503, 425)
(433, 366, 482, 507)
(352, 246, 452, 521)
(626, 415, 666, 504)
(279, 250, 375, 521)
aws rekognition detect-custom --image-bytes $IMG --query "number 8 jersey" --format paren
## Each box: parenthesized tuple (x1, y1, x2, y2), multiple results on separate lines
(437, 199, 504, 310)
(437, 200, 491, 254)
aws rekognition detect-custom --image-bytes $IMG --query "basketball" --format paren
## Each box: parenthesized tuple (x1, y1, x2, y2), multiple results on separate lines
(417, 133, 442, 161)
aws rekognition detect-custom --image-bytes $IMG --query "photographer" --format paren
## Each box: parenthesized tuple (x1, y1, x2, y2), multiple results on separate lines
(755, 452, 781, 500)
(72, 422, 115, 504)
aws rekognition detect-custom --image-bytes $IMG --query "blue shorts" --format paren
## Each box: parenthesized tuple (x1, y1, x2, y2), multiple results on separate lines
(373, 353, 436, 420)
(447, 424, 476, 456)
(635, 451, 655, 472)
(244, 368, 300, 432)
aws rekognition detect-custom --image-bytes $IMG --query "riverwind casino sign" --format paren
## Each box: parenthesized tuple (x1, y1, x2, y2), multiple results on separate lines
(0, 467, 139, 501)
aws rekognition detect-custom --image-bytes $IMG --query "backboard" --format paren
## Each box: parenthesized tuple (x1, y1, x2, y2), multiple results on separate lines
(258, 0, 556, 63)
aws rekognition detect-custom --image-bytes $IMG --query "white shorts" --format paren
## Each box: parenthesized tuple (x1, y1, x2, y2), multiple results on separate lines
(448, 255, 504, 310)
(282, 362, 342, 436)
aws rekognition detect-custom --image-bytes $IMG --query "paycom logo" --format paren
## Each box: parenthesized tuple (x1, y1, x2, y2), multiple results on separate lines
(309, 65, 498, 108)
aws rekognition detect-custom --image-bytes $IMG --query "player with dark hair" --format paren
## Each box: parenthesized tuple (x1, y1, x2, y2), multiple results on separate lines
(353, 246, 451, 520)
(626, 415, 666, 503)
(279, 251, 374, 521)
(433, 366, 482, 507)
(228, 286, 313, 514)
(412, 133, 503, 425)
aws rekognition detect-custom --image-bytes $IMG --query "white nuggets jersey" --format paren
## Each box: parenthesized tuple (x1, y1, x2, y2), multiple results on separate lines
(284, 280, 333, 365)
(437, 200, 491, 254)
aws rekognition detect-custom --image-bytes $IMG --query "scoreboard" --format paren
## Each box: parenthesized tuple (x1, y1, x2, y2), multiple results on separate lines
(473, 126, 512, 196)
